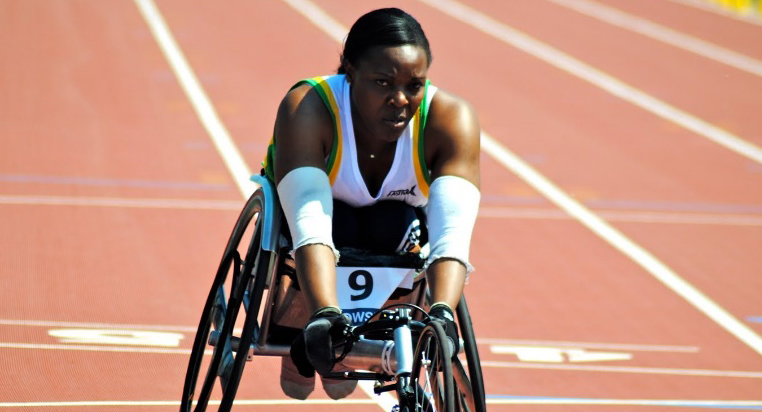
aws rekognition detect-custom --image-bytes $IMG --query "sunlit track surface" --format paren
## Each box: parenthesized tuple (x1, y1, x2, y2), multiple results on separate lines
(2, 398, 762, 409)
(4, 195, 762, 226)
(1, 0, 760, 410)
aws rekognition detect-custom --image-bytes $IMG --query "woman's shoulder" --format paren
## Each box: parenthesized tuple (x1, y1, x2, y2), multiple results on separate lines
(426, 87, 480, 142)
(276, 81, 334, 131)
(273, 79, 335, 164)
(280, 75, 344, 110)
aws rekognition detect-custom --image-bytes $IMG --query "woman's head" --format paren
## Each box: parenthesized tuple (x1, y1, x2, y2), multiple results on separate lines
(340, 9, 432, 143)
(338, 8, 432, 74)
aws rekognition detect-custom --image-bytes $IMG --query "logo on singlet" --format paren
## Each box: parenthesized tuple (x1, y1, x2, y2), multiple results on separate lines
(387, 185, 417, 197)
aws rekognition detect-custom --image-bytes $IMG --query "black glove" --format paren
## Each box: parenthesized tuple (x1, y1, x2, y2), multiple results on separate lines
(428, 303, 459, 359)
(290, 307, 351, 377)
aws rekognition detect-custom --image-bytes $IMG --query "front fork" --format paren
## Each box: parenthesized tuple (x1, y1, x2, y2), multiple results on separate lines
(393, 308, 417, 411)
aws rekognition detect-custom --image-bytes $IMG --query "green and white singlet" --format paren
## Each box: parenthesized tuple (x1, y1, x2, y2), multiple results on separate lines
(264, 74, 437, 208)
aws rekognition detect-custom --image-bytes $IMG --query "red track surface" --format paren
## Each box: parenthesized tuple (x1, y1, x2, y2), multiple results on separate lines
(1, 0, 761, 410)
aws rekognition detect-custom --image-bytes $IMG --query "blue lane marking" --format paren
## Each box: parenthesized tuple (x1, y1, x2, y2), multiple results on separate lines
(486, 395, 762, 410)
(0, 174, 231, 191)
(681, 406, 762, 410)
(748, 316, 762, 324)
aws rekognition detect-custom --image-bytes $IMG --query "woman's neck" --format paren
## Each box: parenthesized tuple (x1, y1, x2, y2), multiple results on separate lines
(350, 95, 396, 156)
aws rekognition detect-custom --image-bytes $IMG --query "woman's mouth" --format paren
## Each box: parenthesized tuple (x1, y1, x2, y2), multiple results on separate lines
(383, 115, 407, 129)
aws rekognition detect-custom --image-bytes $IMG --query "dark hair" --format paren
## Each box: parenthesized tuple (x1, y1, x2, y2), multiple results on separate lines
(338, 8, 432, 74)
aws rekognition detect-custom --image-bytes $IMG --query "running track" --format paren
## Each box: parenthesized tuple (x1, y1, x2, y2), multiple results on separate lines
(1, 0, 761, 410)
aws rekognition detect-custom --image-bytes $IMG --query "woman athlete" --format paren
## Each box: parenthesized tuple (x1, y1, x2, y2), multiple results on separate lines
(264, 8, 481, 399)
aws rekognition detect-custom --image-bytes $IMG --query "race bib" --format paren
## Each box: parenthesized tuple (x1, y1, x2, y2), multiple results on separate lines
(336, 266, 415, 325)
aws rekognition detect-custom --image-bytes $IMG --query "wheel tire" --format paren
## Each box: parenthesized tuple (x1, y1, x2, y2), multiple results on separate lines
(180, 189, 271, 412)
(455, 296, 486, 412)
(410, 321, 455, 412)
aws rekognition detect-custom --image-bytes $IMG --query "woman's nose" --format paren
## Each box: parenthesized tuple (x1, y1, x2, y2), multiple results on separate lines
(389, 90, 408, 107)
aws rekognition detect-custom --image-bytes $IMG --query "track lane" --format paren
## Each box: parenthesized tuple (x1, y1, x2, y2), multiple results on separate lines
(151, 0, 342, 171)
(543, 0, 762, 79)
(449, 0, 762, 149)
(151, 0, 762, 402)
(0, 204, 234, 325)
(3, 0, 762, 408)
(304, 2, 760, 400)
(612, 222, 762, 336)
(411, 0, 762, 352)
(143, 0, 392, 408)
(0, 0, 241, 201)
(601, 0, 762, 60)
(0, 0, 245, 406)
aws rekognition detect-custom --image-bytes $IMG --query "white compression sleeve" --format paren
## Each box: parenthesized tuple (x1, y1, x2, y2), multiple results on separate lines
(277, 167, 339, 263)
(425, 175, 480, 274)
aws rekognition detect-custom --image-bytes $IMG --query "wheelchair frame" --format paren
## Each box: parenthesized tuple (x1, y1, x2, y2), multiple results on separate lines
(180, 174, 486, 412)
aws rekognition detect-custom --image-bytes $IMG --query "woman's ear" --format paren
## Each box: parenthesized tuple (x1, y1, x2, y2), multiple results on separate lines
(345, 62, 355, 84)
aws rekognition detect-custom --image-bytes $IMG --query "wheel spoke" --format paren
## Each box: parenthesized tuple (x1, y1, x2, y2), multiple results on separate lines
(410, 322, 454, 412)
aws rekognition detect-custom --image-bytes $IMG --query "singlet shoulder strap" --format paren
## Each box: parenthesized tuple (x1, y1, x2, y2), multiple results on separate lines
(262, 76, 344, 184)
(295, 77, 343, 184)
(412, 80, 436, 197)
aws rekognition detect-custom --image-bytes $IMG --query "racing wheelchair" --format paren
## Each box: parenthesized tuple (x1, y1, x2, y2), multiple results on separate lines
(180, 174, 486, 412)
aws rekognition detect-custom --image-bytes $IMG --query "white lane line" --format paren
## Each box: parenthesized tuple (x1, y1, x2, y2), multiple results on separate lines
(481, 360, 762, 378)
(0, 319, 196, 332)
(0, 342, 191, 355)
(0, 318, 700, 352)
(480, 133, 762, 357)
(667, 0, 762, 26)
(133, 0, 254, 198)
(283, 0, 347, 41)
(576, 210, 762, 226)
(488, 398, 762, 406)
(544, 0, 762, 77)
(5, 341, 761, 380)
(1, 342, 223, 356)
(6, 341, 761, 381)
(5, 194, 762, 225)
(418, 0, 762, 166)
(357, 381, 398, 412)
(0, 195, 241, 210)
(480, 206, 762, 226)
(283, 0, 347, 42)
(478, 338, 699, 353)
(0, 399, 378, 408)
(1, 398, 761, 408)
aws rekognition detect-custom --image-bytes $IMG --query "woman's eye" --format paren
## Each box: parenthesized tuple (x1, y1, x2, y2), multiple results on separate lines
(409, 82, 423, 93)
(375, 79, 389, 87)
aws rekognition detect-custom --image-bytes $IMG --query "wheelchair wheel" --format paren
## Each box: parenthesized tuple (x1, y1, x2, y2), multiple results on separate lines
(421, 295, 486, 412)
(181, 188, 271, 412)
(455, 296, 486, 412)
(410, 321, 455, 412)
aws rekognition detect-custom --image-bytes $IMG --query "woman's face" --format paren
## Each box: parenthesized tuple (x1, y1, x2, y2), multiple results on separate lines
(347, 44, 429, 143)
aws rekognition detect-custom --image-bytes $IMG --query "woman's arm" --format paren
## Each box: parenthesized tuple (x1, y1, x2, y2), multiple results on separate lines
(424, 90, 481, 310)
(425, 91, 481, 188)
(273, 84, 340, 314)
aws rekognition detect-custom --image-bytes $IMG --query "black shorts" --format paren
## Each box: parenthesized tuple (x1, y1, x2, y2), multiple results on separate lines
(332, 200, 427, 254)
